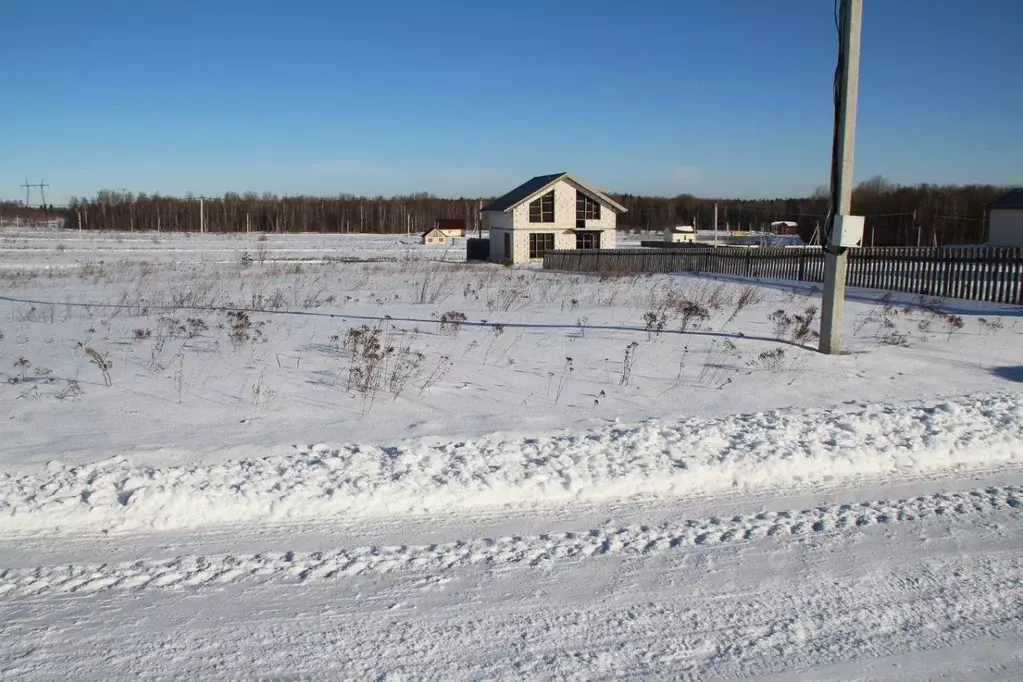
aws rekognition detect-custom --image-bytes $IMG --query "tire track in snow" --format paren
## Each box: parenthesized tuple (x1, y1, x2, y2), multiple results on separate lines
(1, 485, 1018, 599)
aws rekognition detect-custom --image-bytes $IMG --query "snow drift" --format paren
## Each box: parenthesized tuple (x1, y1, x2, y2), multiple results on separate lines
(1, 391, 1021, 534)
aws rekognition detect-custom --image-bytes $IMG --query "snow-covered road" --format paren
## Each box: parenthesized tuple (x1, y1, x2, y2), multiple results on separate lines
(1, 472, 1020, 679)
(2, 484, 1020, 599)
(1, 393, 1022, 679)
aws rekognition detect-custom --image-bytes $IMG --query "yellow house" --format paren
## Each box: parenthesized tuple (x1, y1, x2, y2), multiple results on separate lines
(434, 218, 466, 238)
(665, 225, 697, 243)
(422, 227, 447, 245)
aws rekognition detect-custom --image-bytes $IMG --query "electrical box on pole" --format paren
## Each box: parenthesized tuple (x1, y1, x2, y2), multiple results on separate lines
(831, 215, 865, 248)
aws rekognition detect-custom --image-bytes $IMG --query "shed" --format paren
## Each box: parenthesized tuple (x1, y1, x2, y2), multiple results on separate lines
(664, 225, 697, 243)
(987, 189, 1023, 246)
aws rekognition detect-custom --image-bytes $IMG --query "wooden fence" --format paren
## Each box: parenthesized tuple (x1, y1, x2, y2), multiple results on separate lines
(543, 246, 1023, 305)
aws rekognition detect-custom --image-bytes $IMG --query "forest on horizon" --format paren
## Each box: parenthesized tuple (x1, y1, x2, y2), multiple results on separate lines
(0, 176, 1012, 246)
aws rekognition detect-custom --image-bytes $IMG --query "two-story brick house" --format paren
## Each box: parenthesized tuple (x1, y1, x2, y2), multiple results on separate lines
(481, 172, 626, 264)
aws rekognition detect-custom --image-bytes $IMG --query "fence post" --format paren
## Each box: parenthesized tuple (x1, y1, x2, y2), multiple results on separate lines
(941, 248, 953, 298)
(1016, 247, 1023, 305)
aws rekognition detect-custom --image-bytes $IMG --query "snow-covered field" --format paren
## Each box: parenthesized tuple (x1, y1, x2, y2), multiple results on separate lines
(1, 229, 1021, 679)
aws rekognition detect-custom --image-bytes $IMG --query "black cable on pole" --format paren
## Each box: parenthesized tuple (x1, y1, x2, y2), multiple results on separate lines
(823, 0, 847, 255)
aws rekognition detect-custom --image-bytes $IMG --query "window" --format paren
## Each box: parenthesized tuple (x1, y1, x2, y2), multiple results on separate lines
(529, 233, 555, 259)
(576, 190, 601, 228)
(575, 231, 600, 249)
(529, 190, 555, 223)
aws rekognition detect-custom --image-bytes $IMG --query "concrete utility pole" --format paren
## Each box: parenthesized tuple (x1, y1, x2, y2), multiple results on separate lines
(819, 0, 863, 355)
(199, 195, 205, 234)
(713, 203, 719, 246)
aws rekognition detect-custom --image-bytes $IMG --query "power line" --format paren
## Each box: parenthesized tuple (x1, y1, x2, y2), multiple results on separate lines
(726, 207, 828, 218)
(724, 207, 917, 219)
(932, 214, 985, 222)
(0, 294, 740, 341)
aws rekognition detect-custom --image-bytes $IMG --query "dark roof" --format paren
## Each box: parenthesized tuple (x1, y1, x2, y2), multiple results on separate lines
(481, 173, 566, 212)
(990, 188, 1023, 210)
(421, 227, 446, 238)
(435, 218, 466, 230)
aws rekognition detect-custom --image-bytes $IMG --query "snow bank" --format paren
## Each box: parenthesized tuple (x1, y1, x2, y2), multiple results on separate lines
(1, 392, 1021, 534)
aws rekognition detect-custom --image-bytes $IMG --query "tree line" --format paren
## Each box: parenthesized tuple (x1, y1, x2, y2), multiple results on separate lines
(62, 191, 487, 236)
(1, 177, 1010, 246)
(614, 177, 1008, 246)
(0, 201, 59, 224)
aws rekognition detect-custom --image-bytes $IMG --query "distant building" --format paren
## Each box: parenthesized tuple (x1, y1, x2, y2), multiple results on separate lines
(481, 172, 626, 263)
(434, 218, 466, 238)
(987, 189, 1023, 246)
(664, 225, 697, 243)
(422, 227, 447, 245)
(770, 220, 800, 235)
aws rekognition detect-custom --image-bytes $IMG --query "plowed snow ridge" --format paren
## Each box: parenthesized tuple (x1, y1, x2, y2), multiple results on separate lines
(1, 391, 1021, 534)
(2, 485, 1018, 598)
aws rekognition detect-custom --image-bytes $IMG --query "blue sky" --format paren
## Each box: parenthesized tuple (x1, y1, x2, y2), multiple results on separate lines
(1, 0, 1020, 203)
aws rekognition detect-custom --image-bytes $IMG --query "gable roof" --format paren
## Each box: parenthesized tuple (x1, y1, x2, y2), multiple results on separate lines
(990, 188, 1023, 210)
(435, 218, 466, 230)
(481, 172, 627, 214)
(421, 227, 446, 238)
(481, 173, 566, 212)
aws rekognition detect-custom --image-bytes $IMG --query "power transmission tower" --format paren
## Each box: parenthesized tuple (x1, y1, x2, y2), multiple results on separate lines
(19, 180, 50, 207)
